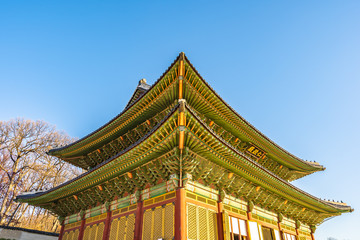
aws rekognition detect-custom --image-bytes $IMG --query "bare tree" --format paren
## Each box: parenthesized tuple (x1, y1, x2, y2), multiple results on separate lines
(0, 119, 82, 231)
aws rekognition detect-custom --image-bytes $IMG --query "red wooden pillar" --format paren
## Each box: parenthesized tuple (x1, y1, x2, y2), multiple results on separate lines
(58, 220, 65, 240)
(295, 221, 302, 240)
(134, 199, 144, 240)
(310, 226, 316, 240)
(295, 228, 300, 240)
(311, 233, 316, 240)
(217, 201, 224, 240)
(278, 222, 285, 240)
(175, 188, 186, 240)
(246, 210, 252, 221)
(78, 216, 86, 240)
(102, 208, 112, 240)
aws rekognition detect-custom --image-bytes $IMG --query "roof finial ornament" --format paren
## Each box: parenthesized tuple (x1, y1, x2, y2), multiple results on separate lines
(179, 52, 185, 60)
(139, 78, 147, 84)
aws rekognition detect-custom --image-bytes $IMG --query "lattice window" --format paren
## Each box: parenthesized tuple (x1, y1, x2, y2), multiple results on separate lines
(199, 207, 208, 240)
(82, 222, 105, 240)
(83, 226, 91, 240)
(62, 232, 68, 240)
(164, 203, 174, 239)
(222, 211, 231, 240)
(109, 213, 135, 240)
(64, 229, 79, 240)
(143, 210, 153, 240)
(89, 225, 96, 239)
(118, 216, 127, 239)
(69, 231, 74, 240)
(97, 222, 105, 239)
(126, 214, 135, 240)
(186, 202, 218, 240)
(153, 207, 163, 239)
(109, 218, 118, 240)
(142, 203, 175, 240)
(207, 208, 217, 240)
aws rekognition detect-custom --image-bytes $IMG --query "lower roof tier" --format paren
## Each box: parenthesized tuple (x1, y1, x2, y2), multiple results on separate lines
(17, 104, 352, 226)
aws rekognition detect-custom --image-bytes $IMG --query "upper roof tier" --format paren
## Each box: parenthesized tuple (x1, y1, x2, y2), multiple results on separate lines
(48, 52, 324, 181)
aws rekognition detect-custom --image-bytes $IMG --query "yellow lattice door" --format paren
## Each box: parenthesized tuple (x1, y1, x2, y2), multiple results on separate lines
(143, 209, 153, 240)
(109, 218, 118, 240)
(118, 216, 127, 239)
(153, 206, 163, 239)
(199, 207, 208, 240)
(83, 226, 91, 240)
(73, 229, 79, 240)
(96, 222, 105, 239)
(63, 228, 79, 240)
(222, 211, 231, 240)
(89, 225, 96, 240)
(70, 231, 75, 240)
(187, 203, 218, 240)
(187, 204, 198, 240)
(142, 203, 175, 240)
(164, 203, 174, 239)
(207, 209, 217, 240)
(62, 232, 68, 240)
(125, 214, 135, 240)
(109, 214, 135, 240)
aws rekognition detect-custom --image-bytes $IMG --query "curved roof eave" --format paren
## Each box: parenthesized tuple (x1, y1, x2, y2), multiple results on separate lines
(18, 105, 180, 203)
(185, 105, 351, 214)
(48, 54, 182, 158)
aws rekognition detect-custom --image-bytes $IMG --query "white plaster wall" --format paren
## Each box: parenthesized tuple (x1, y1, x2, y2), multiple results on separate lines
(0, 228, 58, 240)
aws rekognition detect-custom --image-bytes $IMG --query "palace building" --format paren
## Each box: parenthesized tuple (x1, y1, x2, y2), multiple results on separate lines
(17, 53, 352, 240)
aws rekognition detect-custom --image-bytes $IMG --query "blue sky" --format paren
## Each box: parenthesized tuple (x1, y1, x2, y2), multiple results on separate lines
(1, 1, 359, 239)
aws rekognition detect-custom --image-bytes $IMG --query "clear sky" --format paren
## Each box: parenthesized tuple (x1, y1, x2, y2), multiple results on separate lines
(1, 1, 359, 239)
